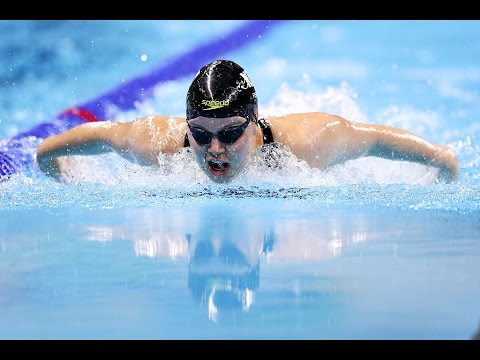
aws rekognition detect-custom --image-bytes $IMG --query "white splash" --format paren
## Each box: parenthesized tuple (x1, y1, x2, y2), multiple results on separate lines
(260, 82, 367, 122)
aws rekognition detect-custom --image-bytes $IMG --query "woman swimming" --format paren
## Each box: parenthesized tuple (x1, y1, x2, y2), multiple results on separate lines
(36, 60, 460, 183)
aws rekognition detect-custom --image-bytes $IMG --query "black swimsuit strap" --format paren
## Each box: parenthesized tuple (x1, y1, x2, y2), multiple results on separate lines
(184, 133, 190, 147)
(258, 118, 274, 145)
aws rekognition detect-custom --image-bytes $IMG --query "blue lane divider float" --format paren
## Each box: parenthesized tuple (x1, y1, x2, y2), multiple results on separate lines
(0, 20, 284, 181)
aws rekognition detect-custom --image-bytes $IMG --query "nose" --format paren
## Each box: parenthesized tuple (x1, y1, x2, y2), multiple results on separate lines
(207, 137, 226, 156)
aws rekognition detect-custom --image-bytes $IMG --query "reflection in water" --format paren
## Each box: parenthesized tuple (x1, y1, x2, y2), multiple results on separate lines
(187, 233, 273, 321)
(81, 202, 371, 321)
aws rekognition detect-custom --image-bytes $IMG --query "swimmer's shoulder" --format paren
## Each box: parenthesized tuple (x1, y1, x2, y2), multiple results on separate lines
(264, 112, 348, 142)
(123, 115, 187, 154)
(132, 115, 186, 128)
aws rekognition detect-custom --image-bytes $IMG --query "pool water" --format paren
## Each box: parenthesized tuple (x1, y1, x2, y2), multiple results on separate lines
(0, 20, 479, 339)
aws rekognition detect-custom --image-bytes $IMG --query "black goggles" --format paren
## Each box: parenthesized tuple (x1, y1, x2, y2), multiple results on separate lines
(188, 118, 251, 146)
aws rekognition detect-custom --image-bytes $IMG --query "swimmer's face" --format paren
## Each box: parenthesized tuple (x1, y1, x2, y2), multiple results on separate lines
(187, 116, 258, 183)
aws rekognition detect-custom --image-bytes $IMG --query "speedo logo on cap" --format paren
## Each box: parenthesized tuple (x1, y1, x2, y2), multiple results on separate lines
(201, 99, 230, 111)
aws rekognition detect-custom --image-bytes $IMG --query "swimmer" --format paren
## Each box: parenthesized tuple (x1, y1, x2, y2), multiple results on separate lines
(36, 59, 460, 183)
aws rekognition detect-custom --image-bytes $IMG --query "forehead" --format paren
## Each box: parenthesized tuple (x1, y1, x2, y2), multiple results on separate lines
(188, 116, 247, 129)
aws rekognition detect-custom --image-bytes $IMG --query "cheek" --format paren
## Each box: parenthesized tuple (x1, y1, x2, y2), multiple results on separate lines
(229, 140, 252, 164)
(190, 144, 206, 164)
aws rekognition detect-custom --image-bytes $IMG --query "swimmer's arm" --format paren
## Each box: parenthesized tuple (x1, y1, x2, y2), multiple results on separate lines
(36, 121, 118, 180)
(36, 118, 171, 180)
(331, 119, 460, 183)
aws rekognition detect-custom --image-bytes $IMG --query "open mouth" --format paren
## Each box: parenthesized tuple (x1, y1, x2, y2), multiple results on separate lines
(207, 159, 231, 176)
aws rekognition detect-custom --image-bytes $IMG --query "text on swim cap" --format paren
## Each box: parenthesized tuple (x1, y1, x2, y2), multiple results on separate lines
(201, 99, 230, 111)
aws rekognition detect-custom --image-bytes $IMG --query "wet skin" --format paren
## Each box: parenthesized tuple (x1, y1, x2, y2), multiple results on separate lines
(186, 116, 262, 183)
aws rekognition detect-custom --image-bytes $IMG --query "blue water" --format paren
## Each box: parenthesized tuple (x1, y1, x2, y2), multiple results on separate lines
(0, 20, 479, 339)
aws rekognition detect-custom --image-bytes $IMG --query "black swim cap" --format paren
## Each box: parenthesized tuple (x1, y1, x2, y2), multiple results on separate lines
(186, 60, 258, 122)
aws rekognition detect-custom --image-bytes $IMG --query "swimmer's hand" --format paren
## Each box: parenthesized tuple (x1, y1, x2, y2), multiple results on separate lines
(431, 145, 460, 183)
(35, 152, 64, 182)
(36, 138, 68, 182)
